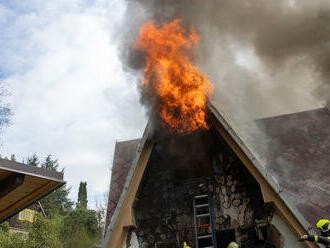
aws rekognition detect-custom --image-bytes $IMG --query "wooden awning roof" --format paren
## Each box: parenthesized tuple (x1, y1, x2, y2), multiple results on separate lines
(0, 159, 65, 223)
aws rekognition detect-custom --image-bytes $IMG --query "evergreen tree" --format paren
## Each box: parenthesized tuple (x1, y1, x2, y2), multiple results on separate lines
(77, 182, 88, 209)
(10, 154, 16, 161)
(27, 154, 73, 216)
(41, 155, 61, 172)
(61, 182, 102, 247)
(27, 153, 39, 167)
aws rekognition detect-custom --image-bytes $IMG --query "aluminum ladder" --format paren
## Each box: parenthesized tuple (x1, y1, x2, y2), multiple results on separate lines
(193, 194, 217, 248)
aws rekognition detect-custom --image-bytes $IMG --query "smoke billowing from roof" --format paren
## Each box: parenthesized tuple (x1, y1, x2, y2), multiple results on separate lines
(114, 0, 330, 219)
(119, 0, 330, 124)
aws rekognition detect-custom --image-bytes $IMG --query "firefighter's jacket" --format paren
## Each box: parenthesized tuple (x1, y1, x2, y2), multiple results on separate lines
(307, 234, 330, 247)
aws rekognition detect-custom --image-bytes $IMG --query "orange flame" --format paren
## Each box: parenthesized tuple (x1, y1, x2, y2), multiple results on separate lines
(134, 19, 213, 134)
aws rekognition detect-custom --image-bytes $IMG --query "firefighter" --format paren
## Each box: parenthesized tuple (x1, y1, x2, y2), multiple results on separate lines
(300, 219, 330, 247)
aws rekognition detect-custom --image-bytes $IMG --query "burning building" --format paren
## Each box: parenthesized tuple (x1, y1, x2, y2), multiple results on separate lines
(102, 103, 330, 248)
(100, 12, 330, 248)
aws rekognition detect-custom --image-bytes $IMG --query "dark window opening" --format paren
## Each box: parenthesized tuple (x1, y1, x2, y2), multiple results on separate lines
(216, 229, 236, 248)
(198, 236, 213, 247)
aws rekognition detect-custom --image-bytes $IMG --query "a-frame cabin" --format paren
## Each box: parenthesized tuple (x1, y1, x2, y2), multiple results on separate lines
(102, 103, 328, 248)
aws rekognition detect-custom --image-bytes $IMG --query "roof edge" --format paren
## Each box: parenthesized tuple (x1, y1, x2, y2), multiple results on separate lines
(0, 159, 64, 183)
(102, 123, 154, 248)
(208, 102, 313, 232)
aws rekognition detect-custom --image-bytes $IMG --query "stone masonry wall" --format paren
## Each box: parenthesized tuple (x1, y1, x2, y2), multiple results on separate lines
(132, 131, 272, 248)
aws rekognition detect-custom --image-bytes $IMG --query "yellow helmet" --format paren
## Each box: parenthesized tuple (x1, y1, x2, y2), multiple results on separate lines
(316, 219, 330, 232)
(227, 242, 239, 248)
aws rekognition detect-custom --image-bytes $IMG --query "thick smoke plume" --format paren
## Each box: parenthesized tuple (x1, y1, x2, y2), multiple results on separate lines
(117, 0, 330, 222)
(119, 0, 330, 125)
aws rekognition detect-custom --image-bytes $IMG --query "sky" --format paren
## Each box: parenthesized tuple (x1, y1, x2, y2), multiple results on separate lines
(0, 0, 147, 208)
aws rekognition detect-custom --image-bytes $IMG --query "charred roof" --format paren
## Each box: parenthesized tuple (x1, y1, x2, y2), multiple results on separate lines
(105, 107, 330, 234)
(254, 107, 330, 228)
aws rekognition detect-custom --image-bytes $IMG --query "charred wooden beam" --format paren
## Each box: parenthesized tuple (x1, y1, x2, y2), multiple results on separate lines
(0, 173, 25, 199)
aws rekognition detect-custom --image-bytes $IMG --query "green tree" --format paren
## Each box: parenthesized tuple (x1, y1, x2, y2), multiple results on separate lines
(27, 216, 63, 248)
(41, 155, 61, 171)
(60, 183, 102, 247)
(27, 154, 73, 217)
(0, 221, 26, 248)
(0, 216, 64, 248)
(61, 208, 101, 248)
(10, 154, 16, 161)
(39, 156, 73, 216)
(26, 154, 39, 167)
(0, 232, 27, 248)
(39, 186, 73, 217)
(0, 221, 9, 232)
(77, 182, 88, 209)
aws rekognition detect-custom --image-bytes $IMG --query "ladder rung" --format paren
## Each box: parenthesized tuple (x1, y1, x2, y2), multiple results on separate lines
(198, 234, 212, 239)
(197, 224, 210, 228)
(196, 213, 210, 218)
(195, 204, 209, 208)
(194, 194, 208, 199)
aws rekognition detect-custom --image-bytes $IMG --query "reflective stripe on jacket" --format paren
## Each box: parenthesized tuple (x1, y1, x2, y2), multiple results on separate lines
(307, 234, 330, 247)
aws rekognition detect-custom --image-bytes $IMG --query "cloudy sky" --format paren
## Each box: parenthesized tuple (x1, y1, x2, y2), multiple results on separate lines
(0, 0, 147, 208)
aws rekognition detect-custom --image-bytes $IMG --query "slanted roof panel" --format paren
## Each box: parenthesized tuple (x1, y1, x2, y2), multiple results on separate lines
(0, 159, 65, 223)
(254, 107, 330, 227)
(105, 139, 140, 229)
(0, 159, 63, 182)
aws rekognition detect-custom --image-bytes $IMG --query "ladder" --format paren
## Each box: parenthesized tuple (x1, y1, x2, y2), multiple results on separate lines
(193, 194, 218, 248)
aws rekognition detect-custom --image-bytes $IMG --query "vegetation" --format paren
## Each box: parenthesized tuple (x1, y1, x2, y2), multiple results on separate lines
(0, 154, 105, 248)
(77, 182, 88, 209)
(34, 155, 74, 217)
(0, 84, 12, 128)
(27, 216, 63, 248)
(0, 228, 27, 248)
(61, 208, 102, 248)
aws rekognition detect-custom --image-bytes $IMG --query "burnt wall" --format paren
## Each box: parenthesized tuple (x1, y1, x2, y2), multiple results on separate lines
(133, 130, 273, 248)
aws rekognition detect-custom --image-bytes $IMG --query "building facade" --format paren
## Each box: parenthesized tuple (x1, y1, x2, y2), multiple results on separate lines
(103, 105, 329, 248)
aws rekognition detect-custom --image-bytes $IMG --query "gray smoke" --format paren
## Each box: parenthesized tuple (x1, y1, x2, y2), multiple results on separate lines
(118, 0, 330, 125)
(117, 1, 330, 219)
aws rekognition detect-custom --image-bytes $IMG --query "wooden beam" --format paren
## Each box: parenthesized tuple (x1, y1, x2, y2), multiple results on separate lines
(106, 140, 154, 248)
(0, 181, 57, 220)
(0, 173, 25, 199)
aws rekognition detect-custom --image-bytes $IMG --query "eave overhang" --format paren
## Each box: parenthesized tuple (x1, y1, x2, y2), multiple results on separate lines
(0, 159, 65, 223)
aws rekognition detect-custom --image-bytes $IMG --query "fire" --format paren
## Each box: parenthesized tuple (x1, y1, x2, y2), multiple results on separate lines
(134, 19, 213, 134)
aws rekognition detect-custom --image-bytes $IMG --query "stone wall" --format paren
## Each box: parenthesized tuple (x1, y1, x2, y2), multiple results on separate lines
(131, 130, 275, 248)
